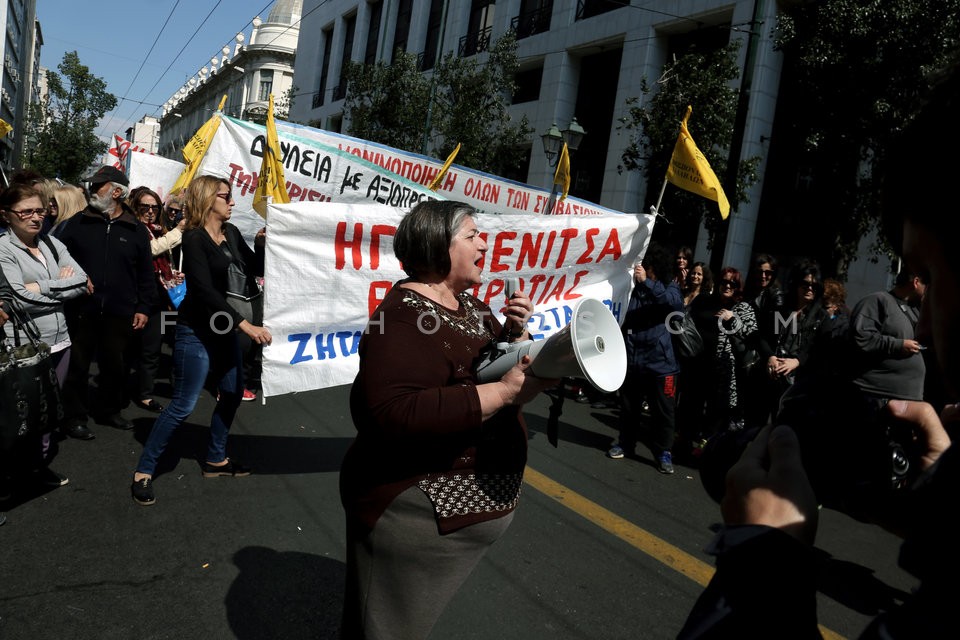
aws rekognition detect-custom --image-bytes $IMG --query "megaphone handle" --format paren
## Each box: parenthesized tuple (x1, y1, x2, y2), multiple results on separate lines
(547, 385, 564, 448)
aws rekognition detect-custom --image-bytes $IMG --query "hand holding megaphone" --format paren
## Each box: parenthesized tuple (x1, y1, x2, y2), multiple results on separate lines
(498, 354, 561, 405)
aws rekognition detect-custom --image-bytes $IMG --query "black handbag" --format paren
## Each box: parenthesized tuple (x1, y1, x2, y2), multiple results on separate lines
(674, 312, 704, 359)
(0, 299, 65, 446)
(223, 234, 261, 302)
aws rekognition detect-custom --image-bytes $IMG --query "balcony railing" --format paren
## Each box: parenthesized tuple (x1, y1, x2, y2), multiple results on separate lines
(511, 5, 552, 39)
(458, 25, 493, 57)
(312, 91, 324, 108)
(332, 83, 347, 101)
(576, 0, 629, 21)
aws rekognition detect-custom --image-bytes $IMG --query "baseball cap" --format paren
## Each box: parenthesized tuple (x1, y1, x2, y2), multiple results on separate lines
(81, 165, 130, 187)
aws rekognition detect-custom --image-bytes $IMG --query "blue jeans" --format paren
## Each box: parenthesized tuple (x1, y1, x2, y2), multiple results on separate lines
(136, 324, 244, 476)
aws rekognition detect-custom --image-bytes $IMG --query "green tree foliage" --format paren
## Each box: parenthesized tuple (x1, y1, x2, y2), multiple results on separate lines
(343, 52, 433, 153)
(22, 52, 117, 183)
(619, 42, 758, 248)
(774, 0, 960, 273)
(430, 32, 532, 177)
(342, 33, 531, 177)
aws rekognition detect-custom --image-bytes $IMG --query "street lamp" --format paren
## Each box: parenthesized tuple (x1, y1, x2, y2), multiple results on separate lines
(541, 117, 587, 166)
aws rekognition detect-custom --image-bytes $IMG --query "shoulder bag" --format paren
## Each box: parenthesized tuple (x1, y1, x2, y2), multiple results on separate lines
(674, 311, 704, 359)
(0, 299, 65, 446)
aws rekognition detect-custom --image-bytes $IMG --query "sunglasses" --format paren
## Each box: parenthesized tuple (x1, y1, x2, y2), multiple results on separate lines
(216, 192, 233, 201)
(799, 281, 819, 289)
(166, 207, 183, 214)
(138, 204, 161, 212)
(720, 280, 738, 289)
(760, 269, 774, 277)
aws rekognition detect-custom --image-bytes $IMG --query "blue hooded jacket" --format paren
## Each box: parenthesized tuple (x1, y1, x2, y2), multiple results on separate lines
(622, 277, 683, 376)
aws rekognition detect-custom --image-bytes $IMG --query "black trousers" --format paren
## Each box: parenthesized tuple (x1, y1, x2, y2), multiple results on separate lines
(617, 370, 678, 456)
(62, 310, 136, 424)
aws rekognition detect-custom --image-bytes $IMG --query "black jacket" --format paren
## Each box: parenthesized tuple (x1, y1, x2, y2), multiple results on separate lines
(54, 204, 158, 317)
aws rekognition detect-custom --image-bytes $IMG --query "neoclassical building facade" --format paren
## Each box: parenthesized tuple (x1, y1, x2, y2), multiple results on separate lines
(158, 0, 302, 159)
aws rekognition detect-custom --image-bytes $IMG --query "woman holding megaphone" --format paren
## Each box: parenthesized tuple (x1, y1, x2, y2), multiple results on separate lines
(339, 200, 557, 639)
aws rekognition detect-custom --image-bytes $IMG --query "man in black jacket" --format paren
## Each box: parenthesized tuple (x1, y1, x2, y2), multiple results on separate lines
(55, 166, 157, 439)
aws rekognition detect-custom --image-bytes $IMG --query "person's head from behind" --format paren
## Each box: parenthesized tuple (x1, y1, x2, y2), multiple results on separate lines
(821, 278, 846, 316)
(0, 184, 46, 240)
(882, 58, 960, 392)
(893, 269, 926, 304)
(53, 184, 87, 227)
(184, 176, 233, 229)
(717, 267, 744, 302)
(640, 242, 673, 282)
(394, 200, 486, 289)
(687, 261, 713, 294)
(128, 186, 163, 226)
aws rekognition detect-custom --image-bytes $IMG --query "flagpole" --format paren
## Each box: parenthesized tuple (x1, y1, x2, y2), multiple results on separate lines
(651, 175, 668, 216)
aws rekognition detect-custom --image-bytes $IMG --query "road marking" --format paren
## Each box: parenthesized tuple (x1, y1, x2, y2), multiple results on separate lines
(523, 466, 845, 640)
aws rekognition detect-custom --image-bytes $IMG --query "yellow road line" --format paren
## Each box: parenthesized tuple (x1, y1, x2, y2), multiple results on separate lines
(523, 465, 845, 640)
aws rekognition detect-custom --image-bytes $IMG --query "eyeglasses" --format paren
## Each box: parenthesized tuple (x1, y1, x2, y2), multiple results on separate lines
(137, 204, 161, 213)
(216, 192, 233, 201)
(7, 208, 48, 220)
(720, 280, 737, 289)
(166, 207, 183, 215)
(760, 269, 774, 277)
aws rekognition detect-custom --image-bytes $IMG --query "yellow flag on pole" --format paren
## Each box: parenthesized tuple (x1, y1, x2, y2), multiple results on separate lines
(252, 94, 291, 217)
(553, 142, 571, 201)
(665, 105, 730, 219)
(428, 143, 461, 191)
(170, 95, 227, 194)
(0, 118, 12, 139)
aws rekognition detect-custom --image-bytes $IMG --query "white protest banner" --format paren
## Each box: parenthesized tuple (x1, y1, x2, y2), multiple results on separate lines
(195, 116, 444, 243)
(260, 202, 656, 397)
(274, 119, 627, 217)
(128, 152, 187, 202)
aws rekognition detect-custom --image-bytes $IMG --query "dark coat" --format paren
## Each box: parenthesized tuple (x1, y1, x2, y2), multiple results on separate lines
(54, 203, 158, 317)
(622, 277, 683, 376)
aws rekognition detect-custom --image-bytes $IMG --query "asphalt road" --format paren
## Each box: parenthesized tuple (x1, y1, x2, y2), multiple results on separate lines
(0, 378, 916, 640)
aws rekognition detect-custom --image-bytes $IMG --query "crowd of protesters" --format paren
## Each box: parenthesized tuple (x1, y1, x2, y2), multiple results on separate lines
(0, 167, 266, 515)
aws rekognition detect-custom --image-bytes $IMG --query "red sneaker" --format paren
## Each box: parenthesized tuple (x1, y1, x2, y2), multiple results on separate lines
(241, 389, 257, 402)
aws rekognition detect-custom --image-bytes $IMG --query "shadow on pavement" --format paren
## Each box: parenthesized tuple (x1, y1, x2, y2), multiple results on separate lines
(227, 546, 345, 640)
(129, 418, 353, 478)
(815, 549, 911, 616)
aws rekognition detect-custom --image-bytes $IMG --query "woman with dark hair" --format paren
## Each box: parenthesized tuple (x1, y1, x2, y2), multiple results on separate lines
(126, 186, 185, 413)
(674, 245, 694, 286)
(743, 253, 786, 428)
(683, 261, 713, 309)
(130, 176, 270, 506)
(339, 200, 556, 639)
(767, 259, 828, 388)
(684, 267, 759, 450)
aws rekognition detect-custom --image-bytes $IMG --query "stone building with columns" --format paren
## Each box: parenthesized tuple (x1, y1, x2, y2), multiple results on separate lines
(286, 0, 889, 297)
(157, 0, 302, 159)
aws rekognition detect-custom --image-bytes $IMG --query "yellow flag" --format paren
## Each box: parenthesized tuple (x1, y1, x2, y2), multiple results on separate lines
(0, 118, 12, 139)
(252, 94, 291, 217)
(553, 142, 571, 201)
(665, 105, 730, 219)
(428, 143, 461, 191)
(170, 95, 227, 193)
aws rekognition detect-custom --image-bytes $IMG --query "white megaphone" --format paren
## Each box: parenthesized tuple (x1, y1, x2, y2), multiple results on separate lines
(476, 297, 627, 393)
